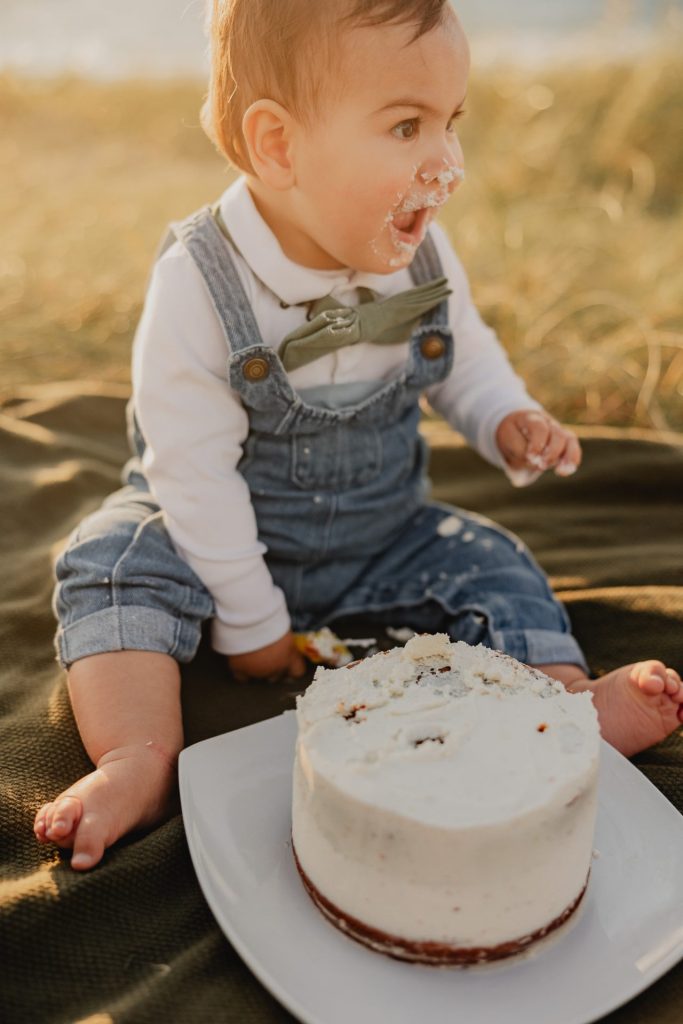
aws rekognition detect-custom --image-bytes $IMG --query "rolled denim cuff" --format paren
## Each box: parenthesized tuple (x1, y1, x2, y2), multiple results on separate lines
(492, 627, 589, 674)
(55, 605, 202, 669)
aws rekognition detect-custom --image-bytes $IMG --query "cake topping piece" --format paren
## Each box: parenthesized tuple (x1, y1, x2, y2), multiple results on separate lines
(404, 633, 452, 661)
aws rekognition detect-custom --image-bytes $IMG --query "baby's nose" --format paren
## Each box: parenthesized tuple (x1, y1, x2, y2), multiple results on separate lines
(419, 158, 466, 191)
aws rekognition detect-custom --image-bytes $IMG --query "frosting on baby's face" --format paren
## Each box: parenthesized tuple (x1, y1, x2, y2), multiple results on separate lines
(377, 160, 467, 269)
(272, 8, 469, 275)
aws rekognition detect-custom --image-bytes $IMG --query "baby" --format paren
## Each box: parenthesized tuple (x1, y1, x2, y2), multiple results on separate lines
(35, 0, 682, 870)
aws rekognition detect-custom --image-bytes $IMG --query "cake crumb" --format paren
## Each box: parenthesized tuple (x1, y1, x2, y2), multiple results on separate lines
(386, 626, 415, 643)
(295, 627, 353, 667)
(436, 515, 463, 537)
(404, 633, 451, 661)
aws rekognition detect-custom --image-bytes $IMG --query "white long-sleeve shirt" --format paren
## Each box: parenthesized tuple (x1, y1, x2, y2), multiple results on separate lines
(132, 176, 541, 655)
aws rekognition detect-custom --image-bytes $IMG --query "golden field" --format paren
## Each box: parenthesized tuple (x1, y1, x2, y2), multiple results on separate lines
(1, 48, 682, 428)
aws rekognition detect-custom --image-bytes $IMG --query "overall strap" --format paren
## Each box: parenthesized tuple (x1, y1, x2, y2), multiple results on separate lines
(409, 231, 449, 325)
(158, 206, 264, 355)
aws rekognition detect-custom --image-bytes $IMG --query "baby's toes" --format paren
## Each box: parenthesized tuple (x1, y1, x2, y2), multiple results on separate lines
(70, 813, 107, 871)
(41, 801, 61, 838)
(33, 802, 53, 843)
(630, 660, 668, 696)
(44, 795, 83, 847)
(664, 669, 683, 699)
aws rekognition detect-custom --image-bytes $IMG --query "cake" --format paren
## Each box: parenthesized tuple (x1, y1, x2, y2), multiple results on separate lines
(292, 633, 600, 965)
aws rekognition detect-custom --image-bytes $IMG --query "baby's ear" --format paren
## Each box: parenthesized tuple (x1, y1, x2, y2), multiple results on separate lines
(242, 100, 295, 190)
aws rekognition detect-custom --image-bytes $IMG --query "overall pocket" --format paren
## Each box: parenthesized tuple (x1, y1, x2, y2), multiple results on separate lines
(291, 422, 383, 490)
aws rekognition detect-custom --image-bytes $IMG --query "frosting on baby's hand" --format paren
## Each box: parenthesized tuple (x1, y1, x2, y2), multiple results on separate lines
(496, 410, 582, 486)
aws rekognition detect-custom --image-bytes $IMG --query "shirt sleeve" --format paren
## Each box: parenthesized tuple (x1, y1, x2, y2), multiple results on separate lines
(131, 244, 291, 655)
(425, 222, 544, 486)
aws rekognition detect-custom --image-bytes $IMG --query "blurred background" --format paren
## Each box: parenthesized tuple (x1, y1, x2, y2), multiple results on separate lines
(1, 0, 682, 429)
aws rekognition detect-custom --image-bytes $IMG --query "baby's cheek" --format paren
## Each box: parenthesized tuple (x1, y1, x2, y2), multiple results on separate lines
(360, 178, 401, 217)
(365, 160, 417, 210)
(349, 187, 401, 242)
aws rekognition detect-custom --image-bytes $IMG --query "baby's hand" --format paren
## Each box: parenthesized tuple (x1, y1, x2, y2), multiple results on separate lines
(496, 410, 581, 477)
(228, 631, 307, 683)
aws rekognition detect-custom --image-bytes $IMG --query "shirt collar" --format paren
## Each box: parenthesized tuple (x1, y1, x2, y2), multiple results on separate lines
(218, 176, 403, 305)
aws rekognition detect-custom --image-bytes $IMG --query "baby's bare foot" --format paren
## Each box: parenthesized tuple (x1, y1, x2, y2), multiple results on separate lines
(569, 661, 683, 757)
(33, 742, 177, 870)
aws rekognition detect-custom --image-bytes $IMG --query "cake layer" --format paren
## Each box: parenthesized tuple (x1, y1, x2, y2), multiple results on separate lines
(292, 634, 600, 951)
(293, 845, 589, 965)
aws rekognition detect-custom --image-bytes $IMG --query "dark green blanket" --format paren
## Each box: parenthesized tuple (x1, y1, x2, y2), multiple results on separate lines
(1, 383, 681, 1023)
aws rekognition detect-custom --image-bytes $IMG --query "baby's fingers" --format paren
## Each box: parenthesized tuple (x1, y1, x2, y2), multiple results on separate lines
(539, 421, 583, 471)
(555, 434, 582, 477)
(496, 411, 542, 468)
(519, 412, 552, 467)
(498, 425, 531, 467)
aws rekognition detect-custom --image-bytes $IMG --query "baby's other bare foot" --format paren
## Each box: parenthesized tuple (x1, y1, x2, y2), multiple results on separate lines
(33, 742, 177, 870)
(569, 661, 683, 757)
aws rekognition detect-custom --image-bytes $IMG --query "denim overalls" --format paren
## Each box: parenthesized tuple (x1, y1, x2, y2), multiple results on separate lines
(54, 206, 587, 671)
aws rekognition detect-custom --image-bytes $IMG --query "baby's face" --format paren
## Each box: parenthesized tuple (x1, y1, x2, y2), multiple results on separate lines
(289, 10, 469, 273)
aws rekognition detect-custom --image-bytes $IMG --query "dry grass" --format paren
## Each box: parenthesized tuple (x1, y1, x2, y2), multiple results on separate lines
(1, 48, 682, 428)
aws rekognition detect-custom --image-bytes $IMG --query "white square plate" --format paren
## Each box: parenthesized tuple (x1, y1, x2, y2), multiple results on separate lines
(179, 712, 683, 1024)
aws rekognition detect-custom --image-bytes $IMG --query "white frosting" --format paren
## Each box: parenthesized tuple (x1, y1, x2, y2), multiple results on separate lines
(292, 635, 600, 950)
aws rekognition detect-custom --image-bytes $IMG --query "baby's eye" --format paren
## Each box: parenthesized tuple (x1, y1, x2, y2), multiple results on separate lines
(391, 118, 420, 141)
(447, 109, 467, 132)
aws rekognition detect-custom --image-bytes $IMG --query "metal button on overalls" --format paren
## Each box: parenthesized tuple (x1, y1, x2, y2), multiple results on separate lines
(420, 334, 446, 360)
(243, 357, 270, 381)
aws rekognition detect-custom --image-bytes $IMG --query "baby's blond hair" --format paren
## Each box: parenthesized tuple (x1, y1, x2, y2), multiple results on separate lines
(201, 0, 450, 174)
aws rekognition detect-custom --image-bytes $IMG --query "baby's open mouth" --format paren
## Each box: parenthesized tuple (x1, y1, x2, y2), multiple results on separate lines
(389, 206, 431, 245)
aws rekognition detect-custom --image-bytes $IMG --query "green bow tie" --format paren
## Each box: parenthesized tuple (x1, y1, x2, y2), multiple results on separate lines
(210, 201, 451, 372)
(278, 277, 452, 371)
